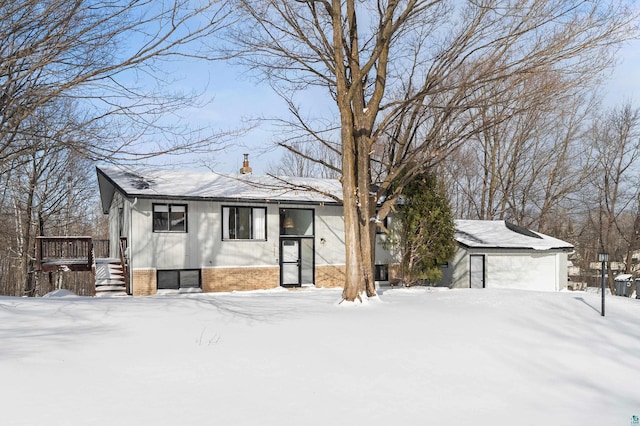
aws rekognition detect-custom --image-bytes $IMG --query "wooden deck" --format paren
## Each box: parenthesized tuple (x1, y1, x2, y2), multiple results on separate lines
(36, 237, 129, 295)
(37, 236, 94, 272)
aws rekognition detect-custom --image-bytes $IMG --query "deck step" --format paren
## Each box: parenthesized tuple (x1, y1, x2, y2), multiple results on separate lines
(95, 291, 128, 297)
(96, 279, 126, 286)
(94, 258, 128, 296)
(95, 285, 127, 291)
(95, 277, 124, 284)
(95, 258, 122, 264)
(96, 269, 124, 276)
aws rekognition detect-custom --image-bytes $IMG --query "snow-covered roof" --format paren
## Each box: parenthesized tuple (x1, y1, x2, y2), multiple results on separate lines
(97, 165, 343, 213)
(454, 220, 573, 251)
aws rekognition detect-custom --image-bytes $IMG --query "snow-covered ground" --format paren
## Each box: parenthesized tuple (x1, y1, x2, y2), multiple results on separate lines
(1, 287, 639, 426)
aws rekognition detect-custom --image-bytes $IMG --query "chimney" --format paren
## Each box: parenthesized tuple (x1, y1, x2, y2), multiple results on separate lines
(240, 153, 252, 175)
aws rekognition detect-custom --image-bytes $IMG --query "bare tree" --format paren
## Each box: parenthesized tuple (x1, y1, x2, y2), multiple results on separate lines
(0, 0, 238, 171)
(268, 140, 341, 178)
(586, 103, 640, 291)
(443, 81, 598, 233)
(1, 98, 99, 295)
(226, 0, 635, 301)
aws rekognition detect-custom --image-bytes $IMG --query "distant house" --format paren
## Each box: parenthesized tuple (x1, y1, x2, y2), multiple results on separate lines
(96, 161, 395, 296)
(438, 220, 574, 291)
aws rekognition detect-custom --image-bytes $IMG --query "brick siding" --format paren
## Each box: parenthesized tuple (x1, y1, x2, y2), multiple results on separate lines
(131, 264, 349, 295)
(132, 269, 157, 296)
(315, 264, 345, 288)
(202, 266, 280, 292)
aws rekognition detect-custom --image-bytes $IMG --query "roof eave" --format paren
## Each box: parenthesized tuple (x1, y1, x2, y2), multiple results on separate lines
(97, 166, 131, 214)
(106, 192, 343, 207)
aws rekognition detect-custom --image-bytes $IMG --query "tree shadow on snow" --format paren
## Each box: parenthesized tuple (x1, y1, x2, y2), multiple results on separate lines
(0, 298, 116, 360)
(486, 293, 640, 421)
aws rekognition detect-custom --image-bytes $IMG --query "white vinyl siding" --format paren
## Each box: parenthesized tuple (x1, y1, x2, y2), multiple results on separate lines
(128, 200, 348, 272)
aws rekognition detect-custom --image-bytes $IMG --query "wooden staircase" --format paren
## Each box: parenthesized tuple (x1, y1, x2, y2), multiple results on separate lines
(94, 258, 128, 297)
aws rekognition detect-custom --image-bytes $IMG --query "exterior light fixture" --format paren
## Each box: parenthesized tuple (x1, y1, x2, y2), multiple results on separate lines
(283, 217, 295, 229)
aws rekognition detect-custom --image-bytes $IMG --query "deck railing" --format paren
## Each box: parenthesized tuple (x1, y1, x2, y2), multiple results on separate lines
(93, 239, 110, 258)
(36, 237, 118, 273)
(36, 236, 94, 272)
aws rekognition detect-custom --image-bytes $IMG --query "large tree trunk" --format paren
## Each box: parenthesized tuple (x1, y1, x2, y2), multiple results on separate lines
(340, 126, 378, 300)
(341, 149, 377, 300)
(342, 133, 365, 301)
(357, 136, 376, 298)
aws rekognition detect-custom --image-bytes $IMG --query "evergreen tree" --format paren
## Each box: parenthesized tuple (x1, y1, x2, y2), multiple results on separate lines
(387, 172, 456, 285)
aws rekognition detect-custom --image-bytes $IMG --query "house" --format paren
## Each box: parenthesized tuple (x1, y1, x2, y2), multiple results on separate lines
(96, 160, 396, 296)
(438, 220, 574, 291)
(95, 160, 573, 296)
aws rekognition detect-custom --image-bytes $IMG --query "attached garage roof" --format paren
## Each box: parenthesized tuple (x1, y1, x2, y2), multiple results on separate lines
(455, 220, 573, 251)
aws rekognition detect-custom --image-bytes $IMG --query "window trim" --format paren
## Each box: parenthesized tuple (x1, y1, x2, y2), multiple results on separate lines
(152, 203, 188, 233)
(222, 206, 268, 241)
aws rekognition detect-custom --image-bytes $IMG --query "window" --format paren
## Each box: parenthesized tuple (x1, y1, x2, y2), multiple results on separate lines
(279, 208, 314, 236)
(223, 206, 266, 240)
(118, 207, 124, 237)
(157, 269, 201, 290)
(153, 204, 187, 232)
(375, 264, 389, 282)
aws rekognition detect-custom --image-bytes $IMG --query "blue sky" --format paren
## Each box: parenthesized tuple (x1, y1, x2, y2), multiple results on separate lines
(141, 55, 335, 175)
(145, 36, 640, 176)
(604, 38, 640, 104)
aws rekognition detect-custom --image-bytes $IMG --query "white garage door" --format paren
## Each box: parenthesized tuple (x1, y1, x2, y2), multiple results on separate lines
(486, 253, 557, 291)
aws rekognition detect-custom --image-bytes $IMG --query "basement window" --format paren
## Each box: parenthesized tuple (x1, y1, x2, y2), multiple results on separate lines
(157, 269, 201, 290)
